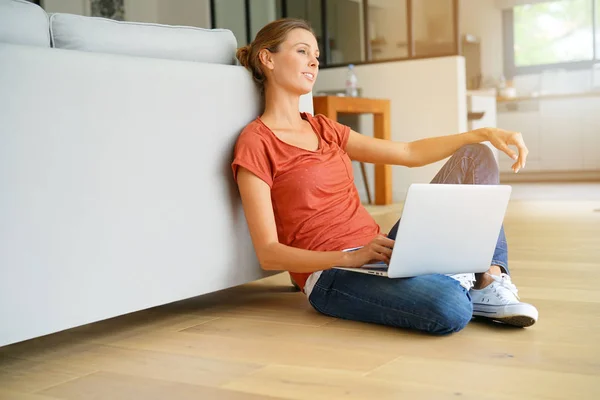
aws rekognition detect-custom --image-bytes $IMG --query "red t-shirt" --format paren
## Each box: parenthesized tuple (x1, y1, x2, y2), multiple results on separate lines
(231, 112, 381, 290)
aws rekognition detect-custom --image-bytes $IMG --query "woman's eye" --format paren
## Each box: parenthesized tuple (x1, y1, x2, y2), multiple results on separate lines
(298, 49, 306, 54)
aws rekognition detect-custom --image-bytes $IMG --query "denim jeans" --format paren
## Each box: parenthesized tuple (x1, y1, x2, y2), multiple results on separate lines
(308, 144, 509, 334)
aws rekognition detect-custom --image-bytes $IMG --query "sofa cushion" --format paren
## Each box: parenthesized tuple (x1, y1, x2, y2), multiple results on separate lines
(50, 13, 237, 65)
(0, 0, 50, 47)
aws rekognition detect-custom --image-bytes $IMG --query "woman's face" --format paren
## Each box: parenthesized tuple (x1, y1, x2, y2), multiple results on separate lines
(262, 28, 320, 95)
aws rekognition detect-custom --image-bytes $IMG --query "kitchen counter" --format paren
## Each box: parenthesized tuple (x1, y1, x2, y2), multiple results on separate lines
(497, 91, 600, 103)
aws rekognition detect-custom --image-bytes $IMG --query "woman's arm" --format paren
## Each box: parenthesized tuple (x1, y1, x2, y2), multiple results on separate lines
(346, 127, 528, 173)
(236, 167, 394, 273)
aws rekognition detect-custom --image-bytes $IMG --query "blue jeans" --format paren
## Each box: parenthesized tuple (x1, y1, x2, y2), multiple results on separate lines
(309, 144, 509, 334)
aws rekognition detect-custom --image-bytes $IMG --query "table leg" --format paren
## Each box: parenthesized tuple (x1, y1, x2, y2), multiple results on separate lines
(359, 162, 372, 204)
(374, 110, 392, 205)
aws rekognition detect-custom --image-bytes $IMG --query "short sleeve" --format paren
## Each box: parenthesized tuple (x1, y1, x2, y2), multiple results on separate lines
(231, 131, 274, 188)
(313, 114, 351, 150)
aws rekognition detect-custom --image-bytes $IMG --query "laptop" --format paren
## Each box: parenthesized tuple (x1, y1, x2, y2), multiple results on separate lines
(335, 183, 512, 278)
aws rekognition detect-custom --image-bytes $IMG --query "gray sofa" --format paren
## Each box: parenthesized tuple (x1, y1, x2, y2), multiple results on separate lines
(0, 0, 313, 347)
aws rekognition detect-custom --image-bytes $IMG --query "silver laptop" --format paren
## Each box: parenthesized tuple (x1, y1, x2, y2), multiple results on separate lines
(335, 183, 512, 278)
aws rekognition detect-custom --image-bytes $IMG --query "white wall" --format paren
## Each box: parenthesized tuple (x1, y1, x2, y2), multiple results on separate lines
(44, 1, 211, 28)
(158, 0, 211, 28)
(249, 0, 276, 40)
(459, 0, 504, 81)
(214, 0, 247, 46)
(124, 0, 158, 23)
(43, 0, 89, 15)
(314, 56, 467, 201)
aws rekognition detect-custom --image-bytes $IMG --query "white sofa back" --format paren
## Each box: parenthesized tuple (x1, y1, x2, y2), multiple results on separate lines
(0, 0, 313, 347)
(49, 13, 238, 64)
(0, 0, 51, 47)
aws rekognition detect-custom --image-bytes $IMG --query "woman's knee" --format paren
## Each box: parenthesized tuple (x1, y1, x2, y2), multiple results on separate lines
(457, 143, 494, 161)
(457, 143, 499, 184)
(426, 282, 473, 334)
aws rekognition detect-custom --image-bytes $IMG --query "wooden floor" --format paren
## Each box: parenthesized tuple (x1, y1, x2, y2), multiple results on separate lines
(2, 184, 600, 399)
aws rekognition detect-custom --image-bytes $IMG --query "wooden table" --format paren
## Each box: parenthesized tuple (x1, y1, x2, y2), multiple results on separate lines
(312, 96, 392, 205)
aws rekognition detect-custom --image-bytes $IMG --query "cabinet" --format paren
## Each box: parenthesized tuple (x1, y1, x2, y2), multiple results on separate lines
(539, 99, 584, 171)
(497, 100, 542, 172)
(580, 97, 600, 170)
(467, 94, 499, 162)
(497, 96, 600, 173)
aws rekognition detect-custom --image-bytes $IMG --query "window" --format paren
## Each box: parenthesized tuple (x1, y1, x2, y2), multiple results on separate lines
(368, 0, 409, 61)
(412, 0, 456, 57)
(367, 0, 457, 62)
(514, 0, 593, 66)
(249, 0, 285, 41)
(212, 0, 285, 47)
(285, 0, 324, 62)
(504, 0, 600, 77)
(211, 0, 460, 68)
(213, 0, 248, 47)
(326, 0, 366, 65)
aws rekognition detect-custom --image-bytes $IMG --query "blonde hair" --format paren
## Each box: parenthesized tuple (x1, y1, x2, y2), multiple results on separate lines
(236, 18, 315, 90)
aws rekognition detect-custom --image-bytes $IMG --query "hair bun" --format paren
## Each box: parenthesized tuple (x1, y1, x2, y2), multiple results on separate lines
(236, 46, 251, 68)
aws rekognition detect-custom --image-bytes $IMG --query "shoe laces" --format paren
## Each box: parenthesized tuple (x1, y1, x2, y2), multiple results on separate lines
(488, 273, 520, 302)
(449, 273, 475, 290)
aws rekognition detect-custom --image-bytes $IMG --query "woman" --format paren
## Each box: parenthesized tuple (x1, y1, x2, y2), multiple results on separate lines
(232, 18, 538, 334)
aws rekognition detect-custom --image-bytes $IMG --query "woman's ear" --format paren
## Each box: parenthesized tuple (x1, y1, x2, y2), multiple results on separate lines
(258, 49, 274, 71)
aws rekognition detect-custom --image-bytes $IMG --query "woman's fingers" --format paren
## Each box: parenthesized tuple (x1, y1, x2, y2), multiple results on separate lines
(368, 251, 390, 264)
(509, 145, 528, 172)
(491, 128, 531, 171)
(372, 243, 393, 258)
(514, 140, 529, 171)
(374, 234, 395, 248)
(505, 131, 529, 172)
(353, 235, 394, 265)
(496, 141, 517, 161)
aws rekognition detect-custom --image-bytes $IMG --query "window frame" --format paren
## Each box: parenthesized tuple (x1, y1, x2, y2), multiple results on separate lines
(503, 0, 599, 78)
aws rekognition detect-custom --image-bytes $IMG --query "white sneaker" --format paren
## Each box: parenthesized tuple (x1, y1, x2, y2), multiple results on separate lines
(469, 273, 538, 327)
(448, 273, 475, 291)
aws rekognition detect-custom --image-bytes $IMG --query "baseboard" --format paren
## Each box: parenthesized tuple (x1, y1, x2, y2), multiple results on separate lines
(500, 170, 600, 183)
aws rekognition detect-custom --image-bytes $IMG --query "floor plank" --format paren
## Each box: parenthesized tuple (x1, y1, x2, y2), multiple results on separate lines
(109, 329, 400, 373)
(366, 356, 600, 400)
(0, 356, 95, 394)
(37, 371, 284, 400)
(10, 344, 264, 389)
(223, 364, 524, 400)
(0, 389, 59, 399)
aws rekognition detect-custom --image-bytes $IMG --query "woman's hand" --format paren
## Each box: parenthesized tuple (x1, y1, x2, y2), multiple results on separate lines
(482, 127, 529, 173)
(344, 235, 395, 267)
